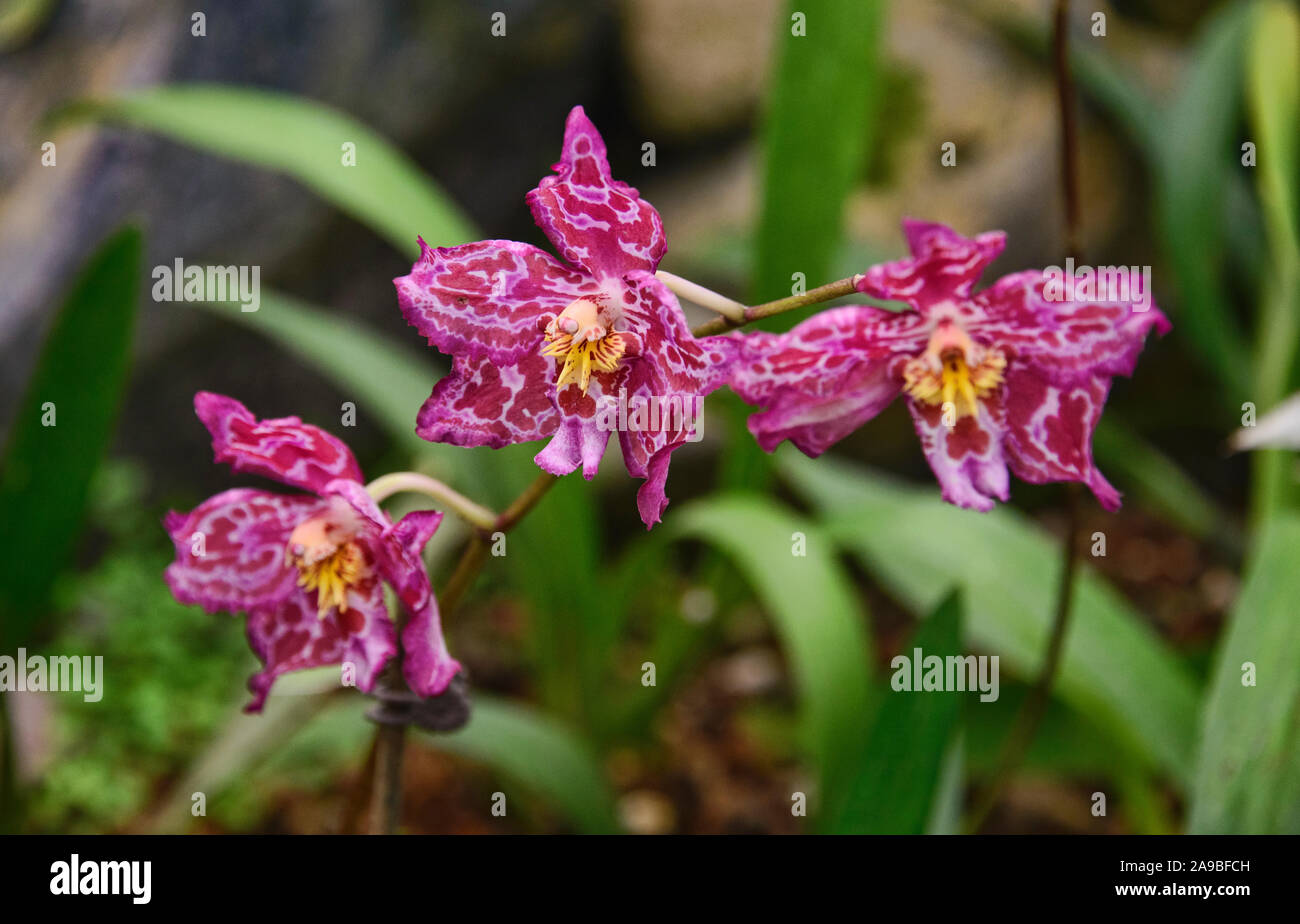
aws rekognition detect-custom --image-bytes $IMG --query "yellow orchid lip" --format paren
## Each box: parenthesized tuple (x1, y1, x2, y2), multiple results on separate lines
(542, 298, 627, 393)
(287, 512, 367, 619)
(902, 322, 1006, 419)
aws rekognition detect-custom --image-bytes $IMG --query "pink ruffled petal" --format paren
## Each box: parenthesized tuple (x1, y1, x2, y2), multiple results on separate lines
(164, 488, 323, 614)
(416, 352, 561, 448)
(396, 238, 598, 365)
(382, 511, 461, 697)
(856, 219, 1006, 311)
(907, 399, 1010, 512)
(973, 269, 1170, 385)
(534, 413, 612, 480)
(526, 106, 666, 279)
(194, 392, 364, 495)
(245, 571, 396, 712)
(721, 305, 926, 455)
(1000, 365, 1120, 510)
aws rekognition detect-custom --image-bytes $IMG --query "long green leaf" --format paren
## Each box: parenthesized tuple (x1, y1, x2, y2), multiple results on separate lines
(1190, 514, 1300, 834)
(668, 495, 873, 806)
(194, 290, 437, 458)
(432, 696, 620, 834)
(780, 450, 1199, 787)
(1246, 0, 1300, 520)
(0, 226, 140, 648)
(52, 85, 474, 256)
(823, 591, 964, 834)
(1154, 2, 1254, 398)
(1091, 417, 1225, 542)
(753, 0, 883, 310)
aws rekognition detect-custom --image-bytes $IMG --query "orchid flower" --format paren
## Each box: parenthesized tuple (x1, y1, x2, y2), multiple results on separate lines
(163, 392, 459, 711)
(395, 106, 728, 528)
(721, 220, 1169, 511)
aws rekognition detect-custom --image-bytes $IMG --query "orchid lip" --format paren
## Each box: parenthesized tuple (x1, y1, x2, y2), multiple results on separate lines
(541, 297, 627, 393)
(286, 502, 369, 619)
(903, 321, 1006, 419)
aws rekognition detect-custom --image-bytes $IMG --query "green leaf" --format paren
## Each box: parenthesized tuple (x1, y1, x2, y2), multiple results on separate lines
(753, 0, 883, 310)
(668, 495, 873, 803)
(823, 591, 964, 834)
(1245, 0, 1300, 520)
(193, 290, 437, 458)
(1091, 417, 1226, 542)
(1190, 513, 1300, 834)
(52, 85, 475, 256)
(1154, 2, 1255, 399)
(432, 696, 620, 834)
(780, 450, 1199, 787)
(0, 226, 141, 648)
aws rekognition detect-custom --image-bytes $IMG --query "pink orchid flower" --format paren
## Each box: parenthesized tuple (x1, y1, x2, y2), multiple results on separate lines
(395, 106, 728, 528)
(164, 392, 459, 711)
(722, 220, 1170, 511)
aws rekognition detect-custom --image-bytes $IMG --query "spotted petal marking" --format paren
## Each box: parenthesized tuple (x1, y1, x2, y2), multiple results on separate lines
(195, 392, 364, 494)
(417, 352, 562, 448)
(973, 269, 1171, 385)
(1000, 365, 1120, 510)
(907, 399, 1010, 512)
(397, 238, 598, 366)
(244, 570, 395, 712)
(164, 488, 324, 615)
(856, 218, 1006, 311)
(721, 305, 929, 455)
(384, 510, 461, 697)
(527, 106, 667, 279)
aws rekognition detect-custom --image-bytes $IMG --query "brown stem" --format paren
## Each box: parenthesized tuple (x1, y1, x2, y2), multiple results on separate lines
(363, 472, 559, 834)
(1054, 0, 1082, 263)
(494, 472, 559, 533)
(967, 484, 1081, 831)
(967, 0, 1083, 833)
(691, 277, 860, 337)
(368, 724, 407, 835)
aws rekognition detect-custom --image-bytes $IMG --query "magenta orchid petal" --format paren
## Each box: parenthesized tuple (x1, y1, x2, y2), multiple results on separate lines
(416, 352, 561, 448)
(724, 220, 1167, 511)
(380, 509, 461, 697)
(401, 112, 715, 527)
(244, 572, 396, 713)
(1000, 365, 1120, 510)
(973, 269, 1171, 384)
(720, 305, 926, 455)
(166, 393, 463, 711)
(526, 106, 666, 279)
(164, 488, 322, 614)
(396, 238, 598, 365)
(534, 413, 612, 480)
(856, 219, 1006, 311)
(907, 400, 1010, 512)
(194, 391, 364, 494)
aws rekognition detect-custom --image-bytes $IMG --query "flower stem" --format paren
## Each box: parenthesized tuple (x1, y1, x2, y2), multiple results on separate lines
(365, 471, 498, 533)
(1053, 0, 1083, 263)
(364, 472, 558, 834)
(967, 0, 1082, 832)
(656, 270, 747, 321)
(369, 723, 407, 834)
(691, 276, 861, 337)
(494, 472, 559, 533)
(967, 485, 1081, 832)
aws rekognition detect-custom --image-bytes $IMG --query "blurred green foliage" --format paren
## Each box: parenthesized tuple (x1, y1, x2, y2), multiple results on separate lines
(8, 0, 1300, 835)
